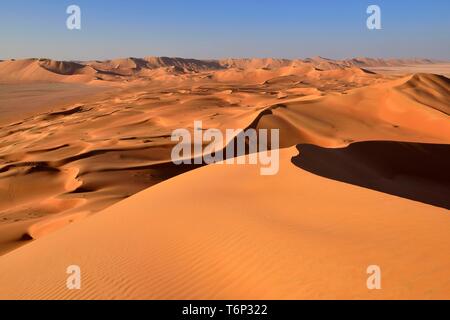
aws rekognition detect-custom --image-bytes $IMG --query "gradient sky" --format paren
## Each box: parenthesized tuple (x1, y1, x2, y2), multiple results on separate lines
(1, 0, 449, 61)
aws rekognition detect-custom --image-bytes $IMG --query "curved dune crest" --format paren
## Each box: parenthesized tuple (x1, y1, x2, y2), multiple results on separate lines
(396, 73, 450, 115)
(252, 74, 450, 147)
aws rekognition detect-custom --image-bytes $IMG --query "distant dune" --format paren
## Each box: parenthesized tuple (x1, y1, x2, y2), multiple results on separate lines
(0, 56, 445, 84)
(0, 59, 97, 84)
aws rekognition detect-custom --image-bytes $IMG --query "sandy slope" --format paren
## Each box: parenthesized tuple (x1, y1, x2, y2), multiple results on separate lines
(0, 147, 449, 300)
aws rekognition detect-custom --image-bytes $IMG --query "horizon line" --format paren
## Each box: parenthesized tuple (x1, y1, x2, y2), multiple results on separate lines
(1, 55, 448, 63)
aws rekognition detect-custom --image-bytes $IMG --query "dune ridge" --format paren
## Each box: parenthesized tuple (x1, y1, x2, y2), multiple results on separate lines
(251, 73, 450, 148)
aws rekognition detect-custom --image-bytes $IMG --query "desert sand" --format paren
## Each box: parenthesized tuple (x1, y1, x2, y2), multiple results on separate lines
(0, 57, 449, 299)
(0, 147, 449, 300)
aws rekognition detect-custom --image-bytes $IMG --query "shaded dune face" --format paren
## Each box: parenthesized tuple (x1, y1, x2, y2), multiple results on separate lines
(292, 142, 450, 210)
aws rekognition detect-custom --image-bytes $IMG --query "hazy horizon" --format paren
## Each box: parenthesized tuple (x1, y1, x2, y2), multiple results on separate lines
(1, 0, 449, 61)
(1, 55, 449, 63)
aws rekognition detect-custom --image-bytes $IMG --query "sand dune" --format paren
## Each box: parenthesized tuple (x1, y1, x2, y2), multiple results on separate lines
(212, 63, 380, 85)
(0, 147, 449, 300)
(0, 59, 97, 84)
(219, 58, 294, 69)
(292, 141, 450, 209)
(396, 73, 450, 114)
(343, 57, 441, 68)
(39, 59, 96, 76)
(252, 74, 450, 148)
(368, 64, 450, 78)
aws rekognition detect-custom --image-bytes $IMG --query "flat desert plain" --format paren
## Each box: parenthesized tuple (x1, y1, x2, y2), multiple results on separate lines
(0, 57, 449, 299)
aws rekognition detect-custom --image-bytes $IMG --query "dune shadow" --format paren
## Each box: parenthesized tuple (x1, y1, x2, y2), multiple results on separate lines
(291, 141, 450, 210)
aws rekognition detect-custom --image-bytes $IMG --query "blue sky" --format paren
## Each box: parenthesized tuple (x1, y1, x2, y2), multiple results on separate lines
(0, 0, 449, 60)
